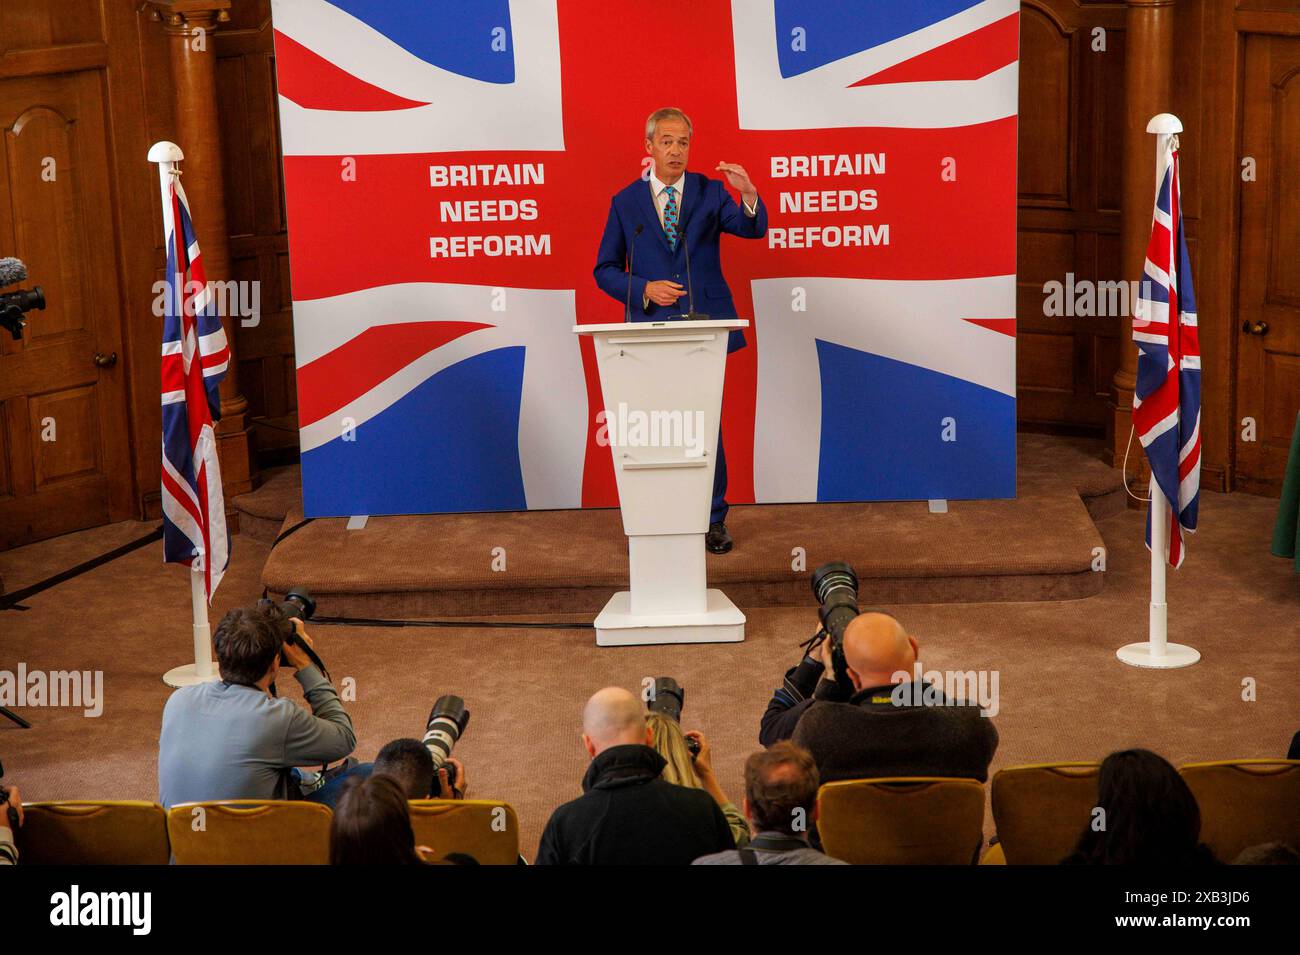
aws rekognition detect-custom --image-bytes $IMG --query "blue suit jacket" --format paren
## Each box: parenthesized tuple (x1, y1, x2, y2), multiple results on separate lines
(593, 172, 767, 352)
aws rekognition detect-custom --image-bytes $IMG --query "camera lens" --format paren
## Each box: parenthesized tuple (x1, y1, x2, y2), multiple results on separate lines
(423, 695, 470, 773)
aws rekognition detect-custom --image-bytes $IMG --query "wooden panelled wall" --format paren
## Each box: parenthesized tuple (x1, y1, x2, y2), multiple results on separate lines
(1, 0, 1296, 538)
(214, 0, 297, 466)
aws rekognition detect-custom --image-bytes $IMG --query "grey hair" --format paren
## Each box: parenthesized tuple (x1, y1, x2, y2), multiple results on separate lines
(645, 107, 693, 141)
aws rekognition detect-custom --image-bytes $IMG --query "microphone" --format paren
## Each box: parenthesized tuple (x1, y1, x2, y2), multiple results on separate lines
(0, 257, 28, 288)
(623, 224, 643, 323)
(677, 220, 708, 321)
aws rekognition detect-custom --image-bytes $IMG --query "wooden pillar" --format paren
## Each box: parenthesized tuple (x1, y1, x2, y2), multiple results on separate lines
(148, 0, 256, 499)
(1107, 0, 1175, 484)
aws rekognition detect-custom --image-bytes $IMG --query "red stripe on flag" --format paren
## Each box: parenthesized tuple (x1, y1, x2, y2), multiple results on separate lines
(297, 320, 492, 427)
(849, 12, 1019, 87)
(273, 31, 430, 112)
(962, 317, 1015, 336)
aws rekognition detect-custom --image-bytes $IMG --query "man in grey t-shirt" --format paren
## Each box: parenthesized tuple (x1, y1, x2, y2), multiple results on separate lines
(694, 741, 845, 865)
(158, 605, 356, 808)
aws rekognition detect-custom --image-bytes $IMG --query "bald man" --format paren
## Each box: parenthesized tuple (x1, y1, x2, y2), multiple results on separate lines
(795, 614, 998, 782)
(763, 613, 998, 784)
(535, 687, 734, 865)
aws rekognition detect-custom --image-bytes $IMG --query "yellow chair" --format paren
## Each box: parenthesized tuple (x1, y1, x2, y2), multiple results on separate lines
(816, 778, 985, 864)
(17, 801, 170, 865)
(408, 799, 520, 864)
(990, 762, 1100, 865)
(167, 800, 332, 865)
(978, 841, 1006, 864)
(1179, 759, 1300, 862)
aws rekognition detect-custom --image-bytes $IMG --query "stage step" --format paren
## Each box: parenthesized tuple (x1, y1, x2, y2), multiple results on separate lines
(244, 435, 1121, 619)
(257, 473, 1105, 618)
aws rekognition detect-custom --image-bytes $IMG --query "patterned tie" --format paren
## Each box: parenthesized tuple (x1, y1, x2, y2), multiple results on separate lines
(662, 184, 679, 251)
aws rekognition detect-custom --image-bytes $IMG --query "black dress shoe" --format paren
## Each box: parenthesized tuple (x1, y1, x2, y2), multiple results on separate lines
(706, 522, 733, 554)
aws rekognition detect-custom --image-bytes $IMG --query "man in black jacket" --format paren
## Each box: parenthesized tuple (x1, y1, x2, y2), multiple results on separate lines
(764, 613, 998, 784)
(536, 687, 735, 865)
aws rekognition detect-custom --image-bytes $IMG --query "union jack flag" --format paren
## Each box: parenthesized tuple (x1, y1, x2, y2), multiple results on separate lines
(160, 172, 230, 600)
(1133, 140, 1201, 568)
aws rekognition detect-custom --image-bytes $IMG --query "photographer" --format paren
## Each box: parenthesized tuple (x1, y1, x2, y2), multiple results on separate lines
(647, 714, 750, 847)
(158, 604, 356, 808)
(778, 612, 998, 785)
(536, 687, 734, 865)
(314, 738, 468, 810)
(759, 628, 838, 746)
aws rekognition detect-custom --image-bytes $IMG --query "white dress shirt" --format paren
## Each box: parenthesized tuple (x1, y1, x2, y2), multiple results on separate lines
(647, 168, 757, 230)
(643, 168, 757, 308)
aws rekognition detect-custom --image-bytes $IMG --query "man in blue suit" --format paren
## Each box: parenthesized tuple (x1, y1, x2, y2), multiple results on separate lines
(593, 107, 767, 554)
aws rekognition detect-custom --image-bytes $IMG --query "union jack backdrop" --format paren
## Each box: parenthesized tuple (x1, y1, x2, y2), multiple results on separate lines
(270, 0, 1020, 517)
(160, 172, 231, 600)
(1133, 140, 1201, 568)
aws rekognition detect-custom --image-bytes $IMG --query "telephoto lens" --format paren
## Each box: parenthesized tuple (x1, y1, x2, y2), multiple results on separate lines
(423, 695, 470, 782)
(810, 561, 860, 642)
(646, 677, 699, 757)
(646, 677, 686, 722)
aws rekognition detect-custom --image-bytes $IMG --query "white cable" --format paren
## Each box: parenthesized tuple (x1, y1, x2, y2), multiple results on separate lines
(1119, 422, 1149, 502)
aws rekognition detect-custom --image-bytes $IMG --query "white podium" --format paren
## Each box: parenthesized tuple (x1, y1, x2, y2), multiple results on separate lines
(574, 319, 748, 646)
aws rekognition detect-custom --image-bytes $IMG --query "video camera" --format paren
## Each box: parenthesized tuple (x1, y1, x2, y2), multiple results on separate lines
(0, 257, 46, 341)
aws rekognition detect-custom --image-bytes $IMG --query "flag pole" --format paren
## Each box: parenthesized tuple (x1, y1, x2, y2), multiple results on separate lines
(151, 140, 221, 689)
(1117, 114, 1200, 670)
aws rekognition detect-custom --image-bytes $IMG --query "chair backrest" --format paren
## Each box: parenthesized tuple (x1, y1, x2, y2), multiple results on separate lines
(408, 799, 520, 864)
(817, 777, 985, 864)
(1179, 759, 1300, 862)
(167, 800, 332, 865)
(990, 762, 1100, 865)
(17, 801, 170, 865)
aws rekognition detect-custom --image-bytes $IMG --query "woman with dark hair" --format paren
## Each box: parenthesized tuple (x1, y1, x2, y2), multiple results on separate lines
(329, 773, 428, 865)
(1062, 749, 1218, 865)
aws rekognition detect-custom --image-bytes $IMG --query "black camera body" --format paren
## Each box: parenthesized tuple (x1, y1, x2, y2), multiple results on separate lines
(257, 588, 328, 678)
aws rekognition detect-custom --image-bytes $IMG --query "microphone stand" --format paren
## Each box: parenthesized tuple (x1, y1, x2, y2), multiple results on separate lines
(676, 221, 709, 321)
(624, 224, 643, 323)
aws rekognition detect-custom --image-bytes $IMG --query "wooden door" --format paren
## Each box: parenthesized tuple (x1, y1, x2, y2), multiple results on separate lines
(1236, 34, 1300, 496)
(0, 70, 133, 548)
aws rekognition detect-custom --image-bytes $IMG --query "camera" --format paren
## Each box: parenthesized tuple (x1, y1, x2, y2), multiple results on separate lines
(257, 587, 325, 674)
(0, 257, 45, 341)
(646, 676, 700, 758)
(810, 561, 860, 683)
(423, 695, 470, 794)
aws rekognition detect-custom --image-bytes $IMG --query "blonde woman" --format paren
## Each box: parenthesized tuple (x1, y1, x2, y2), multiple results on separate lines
(646, 712, 751, 848)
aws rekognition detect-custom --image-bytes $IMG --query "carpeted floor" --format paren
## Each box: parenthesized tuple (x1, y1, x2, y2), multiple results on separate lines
(1, 489, 1296, 859)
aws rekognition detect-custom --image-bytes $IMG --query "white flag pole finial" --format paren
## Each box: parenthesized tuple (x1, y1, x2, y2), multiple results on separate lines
(1116, 114, 1200, 671)
(152, 141, 220, 690)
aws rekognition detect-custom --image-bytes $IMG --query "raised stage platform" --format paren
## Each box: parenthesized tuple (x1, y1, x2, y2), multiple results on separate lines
(238, 435, 1126, 619)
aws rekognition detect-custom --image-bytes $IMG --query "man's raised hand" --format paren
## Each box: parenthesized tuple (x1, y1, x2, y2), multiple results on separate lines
(715, 162, 757, 202)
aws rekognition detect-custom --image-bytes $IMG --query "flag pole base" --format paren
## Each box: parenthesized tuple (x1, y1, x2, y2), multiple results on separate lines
(1116, 642, 1200, 669)
(163, 662, 220, 689)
